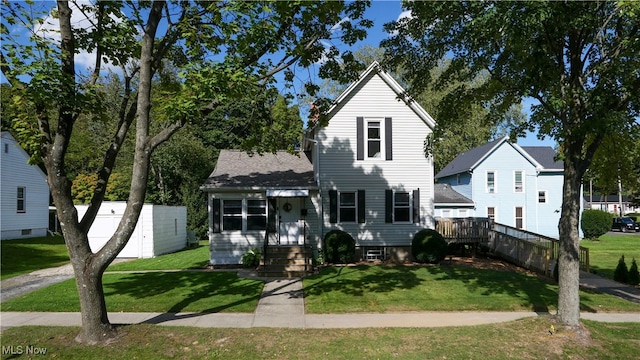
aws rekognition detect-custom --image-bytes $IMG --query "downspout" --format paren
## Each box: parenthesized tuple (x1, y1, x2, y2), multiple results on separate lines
(304, 136, 323, 257)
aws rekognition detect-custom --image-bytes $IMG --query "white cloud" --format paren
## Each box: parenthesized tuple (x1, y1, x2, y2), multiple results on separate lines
(36, 0, 127, 77)
(389, 10, 413, 37)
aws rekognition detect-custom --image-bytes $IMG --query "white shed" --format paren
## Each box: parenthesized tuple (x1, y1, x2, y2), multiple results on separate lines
(75, 202, 187, 258)
(1, 132, 50, 240)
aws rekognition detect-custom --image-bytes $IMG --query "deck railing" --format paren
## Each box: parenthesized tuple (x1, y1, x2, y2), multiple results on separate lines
(490, 223, 590, 274)
(435, 217, 491, 245)
(434, 219, 590, 277)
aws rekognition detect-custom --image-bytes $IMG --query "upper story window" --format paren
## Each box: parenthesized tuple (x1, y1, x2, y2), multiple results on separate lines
(514, 171, 524, 192)
(367, 121, 381, 158)
(357, 117, 392, 161)
(339, 192, 357, 222)
(538, 191, 547, 204)
(17, 187, 25, 213)
(486, 171, 496, 193)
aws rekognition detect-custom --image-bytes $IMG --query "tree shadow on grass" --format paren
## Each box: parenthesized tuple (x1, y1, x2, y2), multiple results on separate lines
(304, 265, 422, 297)
(103, 271, 263, 315)
(304, 264, 598, 313)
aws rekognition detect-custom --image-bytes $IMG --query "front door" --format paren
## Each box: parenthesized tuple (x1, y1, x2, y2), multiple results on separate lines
(278, 198, 301, 245)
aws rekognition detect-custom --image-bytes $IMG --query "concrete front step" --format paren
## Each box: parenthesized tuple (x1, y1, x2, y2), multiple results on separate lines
(261, 246, 314, 277)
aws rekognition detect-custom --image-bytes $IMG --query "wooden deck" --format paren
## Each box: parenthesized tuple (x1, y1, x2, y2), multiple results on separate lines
(435, 218, 590, 277)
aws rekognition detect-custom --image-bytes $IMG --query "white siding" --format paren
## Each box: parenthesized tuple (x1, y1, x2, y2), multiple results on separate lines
(75, 202, 186, 258)
(316, 72, 435, 246)
(208, 190, 321, 264)
(1, 132, 49, 240)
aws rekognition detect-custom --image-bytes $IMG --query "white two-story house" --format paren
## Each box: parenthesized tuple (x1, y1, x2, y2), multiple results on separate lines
(434, 137, 568, 239)
(201, 62, 437, 265)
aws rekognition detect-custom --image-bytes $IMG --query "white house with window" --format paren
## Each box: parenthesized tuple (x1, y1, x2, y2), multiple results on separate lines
(1, 132, 50, 240)
(201, 62, 437, 264)
(434, 137, 570, 239)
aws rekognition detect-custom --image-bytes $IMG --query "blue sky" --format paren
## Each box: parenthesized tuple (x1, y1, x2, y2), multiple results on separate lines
(356, 1, 556, 148)
(1, 0, 555, 148)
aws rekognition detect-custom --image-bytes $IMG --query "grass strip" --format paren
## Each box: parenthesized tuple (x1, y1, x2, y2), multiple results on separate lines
(303, 265, 640, 313)
(1, 272, 263, 313)
(581, 234, 640, 280)
(0, 235, 68, 280)
(0, 318, 638, 359)
(106, 241, 210, 271)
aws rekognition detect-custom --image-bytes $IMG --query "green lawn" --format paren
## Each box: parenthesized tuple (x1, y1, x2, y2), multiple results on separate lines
(581, 234, 640, 279)
(1, 318, 639, 359)
(106, 240, 210, 271)
(1, 271, 263, 313)
(303, 265, 640, 314)
(0, 235, 69, 280)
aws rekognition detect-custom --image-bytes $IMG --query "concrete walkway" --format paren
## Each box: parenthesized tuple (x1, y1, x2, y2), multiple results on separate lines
(2, 267, 640, 330)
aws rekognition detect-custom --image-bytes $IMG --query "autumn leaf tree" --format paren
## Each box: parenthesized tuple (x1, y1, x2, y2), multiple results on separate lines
(1, 0, 371, 344)
(383, 1, 640, 326)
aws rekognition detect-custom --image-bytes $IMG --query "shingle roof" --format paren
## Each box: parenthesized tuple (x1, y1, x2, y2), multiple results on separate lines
(435, 138, 504, 179)
(435, 138, 563, 179)
(201, 150, 315, 190)
(434, 183, 474, 205)
(520, 146, 563, 170)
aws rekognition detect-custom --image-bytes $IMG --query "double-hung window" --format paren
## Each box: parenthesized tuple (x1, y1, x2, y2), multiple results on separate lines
(247, 199, 267, 230)
(17, 187, 25, 213)
(222, 200, 243, 231)
(515, 207, 524, 229)
(339, 192, 356, 222)
(220, 198, 267, 232)
(514, 171, 524, 192)
(367, 121, 381, 158)
(393, 192, 411, 222)
(486, 171, 496, 193)
(487, 207, 496, 221)
(538, 191, 547, 203)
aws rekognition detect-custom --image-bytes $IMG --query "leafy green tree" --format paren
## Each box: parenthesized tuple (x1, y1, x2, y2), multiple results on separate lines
(383, 1, 640, 326)
(1, 0, 371, 344)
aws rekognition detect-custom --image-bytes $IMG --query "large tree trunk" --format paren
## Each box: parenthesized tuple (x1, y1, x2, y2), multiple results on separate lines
(72, 255, 115, 344)
(556, 157, 583, 326)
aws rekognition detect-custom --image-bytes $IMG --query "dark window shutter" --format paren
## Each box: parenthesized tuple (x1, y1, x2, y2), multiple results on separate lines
(329, 190, 338, 224)
(385, 117, 392, 160)
(212, 198, 221, 233)
(357, 190, 366, 224)
(268, 198, 277, 232)
(413, 189, 420, 224)
(357, 117, 364, 160)
(385, 189, 393, 223)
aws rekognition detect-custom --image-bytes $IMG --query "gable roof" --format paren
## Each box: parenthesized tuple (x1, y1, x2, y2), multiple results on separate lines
(435, 137, 562, 179)
(200, 150, 316, 190)
(326, 61, 436, 130)
(434, 183, 474, 206)
(520, 146, 563, 170)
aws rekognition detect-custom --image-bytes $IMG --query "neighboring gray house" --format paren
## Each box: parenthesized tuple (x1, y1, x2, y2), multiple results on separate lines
(1, 132, 50, 240)
(435, 137, 571, 238)
(201, 61, 437, 265)
(434, 183, 475, 218)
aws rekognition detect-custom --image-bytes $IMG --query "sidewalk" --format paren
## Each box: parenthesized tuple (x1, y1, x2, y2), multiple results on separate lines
(2, 267, 640, 330)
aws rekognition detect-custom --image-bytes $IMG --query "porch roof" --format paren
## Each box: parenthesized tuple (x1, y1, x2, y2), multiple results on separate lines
(200, 150, 316, 191)
(434, 183, 474, 206)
